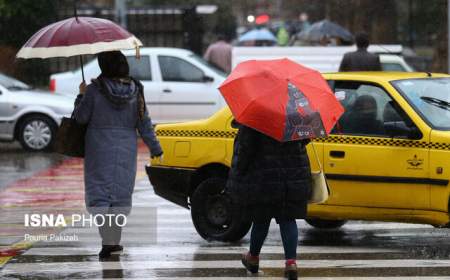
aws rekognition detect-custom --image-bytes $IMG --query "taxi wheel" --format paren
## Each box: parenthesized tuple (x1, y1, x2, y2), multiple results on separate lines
(191, 177, 252, 242)
(305, 218, 347, 229)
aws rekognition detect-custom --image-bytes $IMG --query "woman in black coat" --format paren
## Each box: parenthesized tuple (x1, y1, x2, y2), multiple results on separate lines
(227, 123, 312, 279)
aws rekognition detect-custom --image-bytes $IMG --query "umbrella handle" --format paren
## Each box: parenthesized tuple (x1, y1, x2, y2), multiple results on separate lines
(79, 55, 85, 83)
(135, 41, 140, 60)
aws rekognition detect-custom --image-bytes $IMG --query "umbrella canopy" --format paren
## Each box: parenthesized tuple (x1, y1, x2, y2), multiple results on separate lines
(16, 17, 142, 59)
(238, 28, 277, 43)
(255, 14, 270, 25)
(219, 58, 344, 142)
(297, 19, 353, 43)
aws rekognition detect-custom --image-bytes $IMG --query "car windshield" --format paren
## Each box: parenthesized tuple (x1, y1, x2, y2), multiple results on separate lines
(189, 54, 227, 77)
(392, 78, 450, 130)
(0, 73, 31, 90)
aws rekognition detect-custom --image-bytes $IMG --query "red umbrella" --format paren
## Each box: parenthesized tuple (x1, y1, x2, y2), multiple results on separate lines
(16, 15, 142, 82)
(255, 14, 270, 25)
(219, 58, 344, 142)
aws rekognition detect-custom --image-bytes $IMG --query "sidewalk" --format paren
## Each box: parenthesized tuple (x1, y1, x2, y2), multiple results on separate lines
(0, 142, 150, 267)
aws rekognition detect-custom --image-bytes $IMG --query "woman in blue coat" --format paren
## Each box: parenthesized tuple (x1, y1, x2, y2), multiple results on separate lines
(73, 51, 162, 259)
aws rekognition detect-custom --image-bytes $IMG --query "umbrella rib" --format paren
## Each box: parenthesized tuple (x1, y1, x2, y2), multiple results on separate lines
(229, 78, 286, 120)
(223, 68, 272, 85)
(29, 19, 68, 48)
(85, 17, 130, 45)
(238, 81, 286, 119)
(289, 73, 332, 93)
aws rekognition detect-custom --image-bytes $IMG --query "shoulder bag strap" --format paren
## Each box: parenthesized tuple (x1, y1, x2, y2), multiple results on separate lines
(310, 141, 323, 171)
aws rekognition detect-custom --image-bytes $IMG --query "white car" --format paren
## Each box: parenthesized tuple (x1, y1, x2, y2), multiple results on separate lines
(232, 46, 414, 73)
(0, 73, 74, 151)
(50, 48, 227, 124)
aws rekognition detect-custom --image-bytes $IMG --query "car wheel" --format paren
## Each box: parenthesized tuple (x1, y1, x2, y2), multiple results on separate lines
(305, 218, 347, 229)
(18, 115, 56, 152)
(191, 177, 251, 242)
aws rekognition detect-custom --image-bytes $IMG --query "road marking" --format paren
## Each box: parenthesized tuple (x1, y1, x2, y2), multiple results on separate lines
(23, 245, 400, 256)
(95, 278, 450, 280)
(3, 259, 450, 274)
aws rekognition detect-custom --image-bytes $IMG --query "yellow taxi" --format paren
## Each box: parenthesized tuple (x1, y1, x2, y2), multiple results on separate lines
(147, 72, 450, 241)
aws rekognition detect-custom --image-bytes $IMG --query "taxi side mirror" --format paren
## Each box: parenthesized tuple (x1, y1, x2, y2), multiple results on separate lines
(231, 119, 240, 129)
(384, 121, 422, 140)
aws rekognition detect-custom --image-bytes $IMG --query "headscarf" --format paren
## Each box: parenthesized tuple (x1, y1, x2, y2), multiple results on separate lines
(96, 51, 146, 120)
(98, 51, 129, 78)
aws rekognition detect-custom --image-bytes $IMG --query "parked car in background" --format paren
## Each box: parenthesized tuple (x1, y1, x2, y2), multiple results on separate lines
(0, 73, 73, 151)
(232, 45, 414, 73)
(50, 48, 227, 124)
(147, 72, 450, 242)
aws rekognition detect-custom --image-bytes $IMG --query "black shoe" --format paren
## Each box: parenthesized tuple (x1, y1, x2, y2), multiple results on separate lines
(284, 263, 298, 280)
(241, 252, 259, 274)
(99, 245, 123, 259)
(110, 245, 123, 254)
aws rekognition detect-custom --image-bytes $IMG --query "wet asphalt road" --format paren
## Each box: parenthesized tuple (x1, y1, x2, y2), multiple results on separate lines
(1, 144, 450, 279)
(0, 142, 65, 191)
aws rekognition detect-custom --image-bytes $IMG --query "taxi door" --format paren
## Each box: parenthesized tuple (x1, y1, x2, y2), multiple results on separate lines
(323, 81, 430, 210)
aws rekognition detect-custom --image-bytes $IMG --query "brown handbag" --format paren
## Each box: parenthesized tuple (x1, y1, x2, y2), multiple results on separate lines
(54, 113, 87, 158)
(55, 77, 143, 158)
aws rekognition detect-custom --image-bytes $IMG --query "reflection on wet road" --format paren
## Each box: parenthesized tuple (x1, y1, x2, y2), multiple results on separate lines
(0, 143, 65, 191)
(1, 144, 450, 279)
(2, 178, 450, 279)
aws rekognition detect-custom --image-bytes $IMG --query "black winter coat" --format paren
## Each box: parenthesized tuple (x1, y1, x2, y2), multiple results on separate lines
(339, 49, 382, 72)
(227, 125, 312, 222)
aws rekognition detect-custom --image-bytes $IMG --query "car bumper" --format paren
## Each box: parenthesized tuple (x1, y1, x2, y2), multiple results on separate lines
(145, 165, 194, 209)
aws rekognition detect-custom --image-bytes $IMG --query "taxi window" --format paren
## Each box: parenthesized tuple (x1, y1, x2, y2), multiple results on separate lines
(392, 78, 450, 130)
(331, 81, 413, 138)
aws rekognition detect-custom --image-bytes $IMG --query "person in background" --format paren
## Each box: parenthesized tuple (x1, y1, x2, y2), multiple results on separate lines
(74, 51, 163, 260)
(340, 95, 384, 135)
(227, 122, 312, 280)
(277, 23, 290, 46)
(203, 33, 233, 73)
(289, 12, 311, 37)
(339, 32, 382, 71)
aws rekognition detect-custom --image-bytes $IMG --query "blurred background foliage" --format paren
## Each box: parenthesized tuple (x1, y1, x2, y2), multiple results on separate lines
(0, 0, 58, 84)
(0, 0, 448, 86)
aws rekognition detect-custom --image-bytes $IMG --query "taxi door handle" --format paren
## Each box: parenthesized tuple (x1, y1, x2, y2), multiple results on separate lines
(330, 151, 345, 158)
(162, 88, 172, 93)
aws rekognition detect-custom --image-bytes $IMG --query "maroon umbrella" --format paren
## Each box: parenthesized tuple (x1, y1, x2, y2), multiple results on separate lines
(16, 15, 142, 82)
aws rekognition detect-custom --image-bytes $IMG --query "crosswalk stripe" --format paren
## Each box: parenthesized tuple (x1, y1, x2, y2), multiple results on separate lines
(23, 246, 401, 256)
(96, 275, 450, 280)
(3, 259, 450, 274)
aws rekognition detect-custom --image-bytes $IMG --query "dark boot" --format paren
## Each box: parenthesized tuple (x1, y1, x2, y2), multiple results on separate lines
(241, 252, 259, 274)
(284, 260, 298, 280)
(99, 245, 123, 259)
(110, 245, 123, 254)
